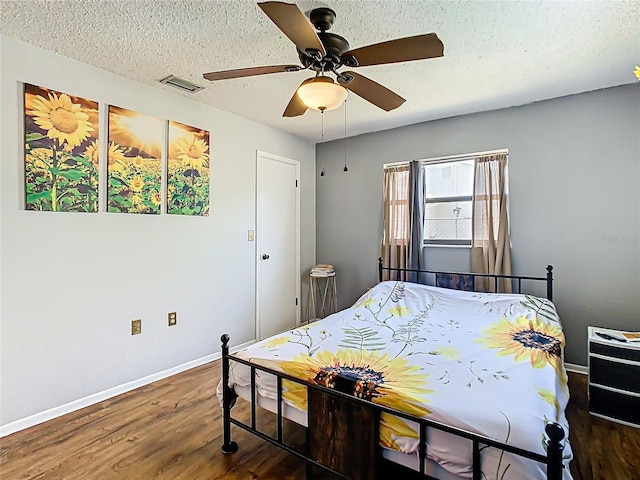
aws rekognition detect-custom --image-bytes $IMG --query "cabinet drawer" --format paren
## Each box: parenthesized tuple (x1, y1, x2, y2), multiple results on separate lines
(590, 356, 640, 394)
(589, 385, 640, 427)
(589, 341, 640, 363)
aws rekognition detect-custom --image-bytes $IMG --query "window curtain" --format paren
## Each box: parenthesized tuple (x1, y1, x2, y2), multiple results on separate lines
(408, 161, 427, 283)
(381, 162, 425, 282)
(471, 153, 512, 292)
(381, 165, 410, 281)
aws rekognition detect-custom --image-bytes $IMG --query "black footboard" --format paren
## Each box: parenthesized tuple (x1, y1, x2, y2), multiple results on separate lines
(220, 334, 238, 455)
(219, 334, 566, 480)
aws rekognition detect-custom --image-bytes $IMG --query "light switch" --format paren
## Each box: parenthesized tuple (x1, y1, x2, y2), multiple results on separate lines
(248, 230, 254, 241)
(131, 319, 142, 335)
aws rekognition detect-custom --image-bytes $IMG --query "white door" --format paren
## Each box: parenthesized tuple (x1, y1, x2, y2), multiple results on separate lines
(256, 151, 300, 340)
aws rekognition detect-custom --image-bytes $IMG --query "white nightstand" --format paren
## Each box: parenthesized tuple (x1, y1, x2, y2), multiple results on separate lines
(588, 326, 640, 428)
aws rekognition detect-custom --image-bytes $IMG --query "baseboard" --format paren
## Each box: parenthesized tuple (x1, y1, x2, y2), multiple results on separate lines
(565, 362, 588, 375)
(0, 339, 255, 438)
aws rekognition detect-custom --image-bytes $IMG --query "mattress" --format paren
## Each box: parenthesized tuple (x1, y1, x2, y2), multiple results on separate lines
(221, 280, 573, 479)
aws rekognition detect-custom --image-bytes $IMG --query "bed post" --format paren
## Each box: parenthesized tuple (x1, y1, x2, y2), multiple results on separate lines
(220, 334, 239, 454)
(546, 265, 554, 301)
(378, 256, 383, 282)
(545, 422, 565, 480)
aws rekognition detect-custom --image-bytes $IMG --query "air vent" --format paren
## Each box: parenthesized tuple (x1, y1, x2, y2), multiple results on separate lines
(159, 75, 204, 93)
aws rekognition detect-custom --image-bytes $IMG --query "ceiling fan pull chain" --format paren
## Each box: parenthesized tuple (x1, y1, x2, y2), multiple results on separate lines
(320, 109, 325, 177)
(343, 99, 348, 173)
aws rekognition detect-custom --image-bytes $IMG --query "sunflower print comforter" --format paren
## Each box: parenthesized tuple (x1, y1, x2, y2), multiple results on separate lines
(224, 281, 573, 480)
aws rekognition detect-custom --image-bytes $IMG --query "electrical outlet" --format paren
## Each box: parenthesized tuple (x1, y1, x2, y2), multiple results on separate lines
(131, 319, 142, 335)
(168, 312, 177, 326)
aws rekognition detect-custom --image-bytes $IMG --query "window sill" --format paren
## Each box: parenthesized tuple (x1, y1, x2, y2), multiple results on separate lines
(423, 244, 470, 249)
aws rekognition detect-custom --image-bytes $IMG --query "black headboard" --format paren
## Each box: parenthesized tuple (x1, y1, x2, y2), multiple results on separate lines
(378, 257, 553, 300)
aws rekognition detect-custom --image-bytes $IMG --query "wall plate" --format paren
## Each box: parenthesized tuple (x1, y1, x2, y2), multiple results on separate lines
(131, 319, 142, 335)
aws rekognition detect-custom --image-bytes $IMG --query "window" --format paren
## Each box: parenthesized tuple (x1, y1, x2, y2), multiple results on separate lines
(383, 150, 508, 248)
(423, 159, 474, 245)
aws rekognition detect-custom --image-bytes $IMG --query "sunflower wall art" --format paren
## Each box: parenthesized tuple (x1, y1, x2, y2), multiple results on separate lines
(24, 84, 99, 212)
(107, 105, 163, 214)
(167, 120, 210, 216)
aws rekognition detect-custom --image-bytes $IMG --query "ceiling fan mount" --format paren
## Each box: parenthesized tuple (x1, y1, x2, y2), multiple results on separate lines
(202, 2, 444, 117)
(309, 7, 336, 32)
(297, 8, 353, 73)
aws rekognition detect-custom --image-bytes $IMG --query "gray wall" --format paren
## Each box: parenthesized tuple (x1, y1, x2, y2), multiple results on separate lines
(1, 36, 316, 427)
(316, 84, 640, 366)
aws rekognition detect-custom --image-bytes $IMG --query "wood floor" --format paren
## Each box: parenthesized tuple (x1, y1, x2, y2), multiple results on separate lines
(1, 361, 638, 480)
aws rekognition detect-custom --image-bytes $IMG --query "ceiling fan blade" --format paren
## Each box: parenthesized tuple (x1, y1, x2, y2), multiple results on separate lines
(338, 71, 405, 112)
(203, 65, 301, 81)
(342, 33, 444, 67)
(258, 2, 326, 57)
(283, 81, 309, 117)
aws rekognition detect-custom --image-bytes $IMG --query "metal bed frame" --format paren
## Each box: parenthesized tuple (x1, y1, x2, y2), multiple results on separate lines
(220, 261, 566, 480)
(379, 258, 554, 301)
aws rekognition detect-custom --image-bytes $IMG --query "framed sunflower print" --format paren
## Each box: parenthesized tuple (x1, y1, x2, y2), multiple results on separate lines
(167, 120, 210, 216)
(24, 83, 99, 212)
(107, 105, 163, 214)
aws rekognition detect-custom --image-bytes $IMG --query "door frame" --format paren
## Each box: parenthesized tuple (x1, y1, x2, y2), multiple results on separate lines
(255, 150, 301, 341)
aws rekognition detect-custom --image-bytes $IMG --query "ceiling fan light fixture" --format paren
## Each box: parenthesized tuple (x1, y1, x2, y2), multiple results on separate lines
(297, 77, 348, 112)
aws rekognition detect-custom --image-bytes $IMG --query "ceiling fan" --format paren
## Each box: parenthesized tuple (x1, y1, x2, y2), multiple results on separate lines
(203, 2, 444, 117)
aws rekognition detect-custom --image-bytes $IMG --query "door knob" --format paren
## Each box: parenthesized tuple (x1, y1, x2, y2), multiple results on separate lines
(262, 254, 270, 260)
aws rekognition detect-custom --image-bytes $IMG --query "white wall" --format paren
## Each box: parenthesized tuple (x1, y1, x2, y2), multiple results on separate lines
(0, 35, 316, 426)
(316, 84, 640, 366)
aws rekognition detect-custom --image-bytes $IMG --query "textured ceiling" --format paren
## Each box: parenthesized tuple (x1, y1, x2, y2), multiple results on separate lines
(1, 0, 639, 142)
